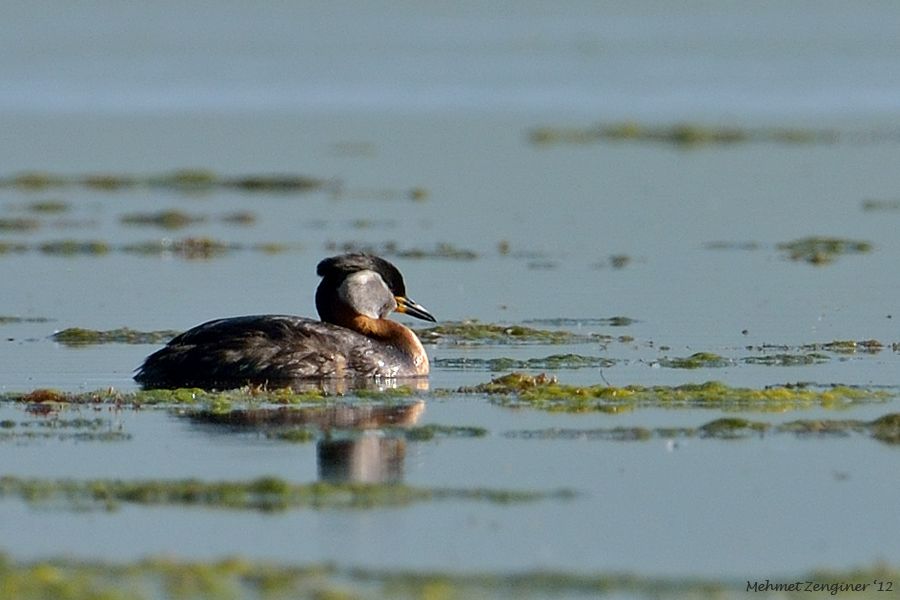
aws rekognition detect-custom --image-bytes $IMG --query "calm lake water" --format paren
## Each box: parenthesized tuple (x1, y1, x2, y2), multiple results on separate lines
(1, 1, 899, 595)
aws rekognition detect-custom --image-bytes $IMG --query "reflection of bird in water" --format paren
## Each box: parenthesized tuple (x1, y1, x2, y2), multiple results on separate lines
(189, 401, 426, 484)
(318, 434, 406, 484)
(135, 254, 436, 389)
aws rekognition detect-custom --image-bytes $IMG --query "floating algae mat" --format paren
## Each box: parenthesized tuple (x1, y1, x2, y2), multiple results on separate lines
(861, 198, 900, 211)
(660, 351, 831, 369)
(777, 236, 873, 265)
(705, 237, 874, 265)
(505, 413, 900, 445)
(461, 373, 893, 413)
(0, 316, 53, 325)
(0, 238, 299, 259)
(660, 350, 853, 368)
(0, 554, 894, 600)
(51, 327, 180, 346)
(657, 352, 733, 369)
(1, 386, 422, 415)
(742, 353, 831, 366)
(120, 209, 257, 229)
(417, 321, 604, 345)
(528, 121, 837, 147)
(3, 374, 893, 414)
(0, 169, 325, 193)
(434, 354, 616, 371)
(0, 476, 572, 512)
(325, 240, 478, 260)
(523, 316, 637, 327)
(0, 416, 129, 444)
(0, 218, 40, 232)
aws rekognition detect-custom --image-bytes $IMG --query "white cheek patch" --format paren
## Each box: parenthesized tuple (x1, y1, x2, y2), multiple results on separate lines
(338, 270, 395, 319)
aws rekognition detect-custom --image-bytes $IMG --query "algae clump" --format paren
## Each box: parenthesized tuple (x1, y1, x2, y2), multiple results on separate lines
(504, 413, 900, 444)
(51, 327, 180, 345)
(659, 352, 732, 369)
(39, 240, 110, 256)
(462, 373, 891, 413)
(529, 121, 835, 148)
(778, 236, 872, 265)
(1, 554, 893, 600)
(0, 475, 571, 512)
(120, 209, 204, 229)
(417, 321, 589, 345)
(435, 353, 615, 371)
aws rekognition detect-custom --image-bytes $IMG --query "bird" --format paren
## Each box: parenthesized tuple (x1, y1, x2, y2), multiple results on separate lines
(134, 253, 436, 389)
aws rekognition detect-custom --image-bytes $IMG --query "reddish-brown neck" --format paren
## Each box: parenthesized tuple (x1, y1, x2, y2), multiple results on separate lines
(325, 303, 429, 375)
(347, 315, 429, 375)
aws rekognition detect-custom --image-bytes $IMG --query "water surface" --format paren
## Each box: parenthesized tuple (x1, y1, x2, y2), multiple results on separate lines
(1, 1, 899, 594)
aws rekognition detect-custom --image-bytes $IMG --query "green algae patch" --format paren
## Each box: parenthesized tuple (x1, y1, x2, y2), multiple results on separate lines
(1, 554, 893, 600)
(24, 199, 69, 213)
(121, 237, 237, 259)
(0, 555, 338, 600)
(0, 416, 130, 443)
(396, 424, 488, 441)
(523, 316, 637, 327)
(51, 327, 180, 346)
(39, 240, 111, 256)
(505, 413, 900, 444)
(462, 373, 892, 413)
(0, 217, 40, 232)
(743, 353, 830, 366)
(748, 340, 885, 357)
(778, 414, 900, 445)
(394, 242, 477, 260)
(705, 240, 762, 251)
(1, 171, 68, 190)
(777, 418, 864, 438)
(146, 168, 219, 190)
(122, 238, 300, 259)
(327, 240, 478, 261)
(659, 352, 732, 369)
(417, 321, 600, 345)
(0, 238, 302, 259)
(803, 339, 884, 354)
(133, 387, 339, 410)
(0, 427, 130, 444)
(435, 354, 615, 371)
(1, 387, 415, 413)
(862, 198, 900, 211)
(0, 476, 571, 512)
(0, 241, 28, 254)
(778, 236, 873, 265)
(529, 121, 836, 148)
(0, 169, 326, 195)
(120, 209, 204, 229)
(225, 174, 324, 193)
(698, 417, 768, 438)
(870, 413, 900, 444)
(0, 315, 53, 325)
(220, 210, 257, 226)
(506, 420, 770, 442)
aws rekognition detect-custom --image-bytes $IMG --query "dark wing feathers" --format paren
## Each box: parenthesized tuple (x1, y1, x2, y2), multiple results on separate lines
(134, 315, 405, 388)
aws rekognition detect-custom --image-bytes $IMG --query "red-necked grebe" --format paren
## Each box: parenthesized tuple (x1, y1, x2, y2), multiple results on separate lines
(134, 253, 435, 389)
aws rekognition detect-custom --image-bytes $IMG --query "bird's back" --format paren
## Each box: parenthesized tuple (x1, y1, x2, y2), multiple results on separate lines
(134, 315, 417, 389)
